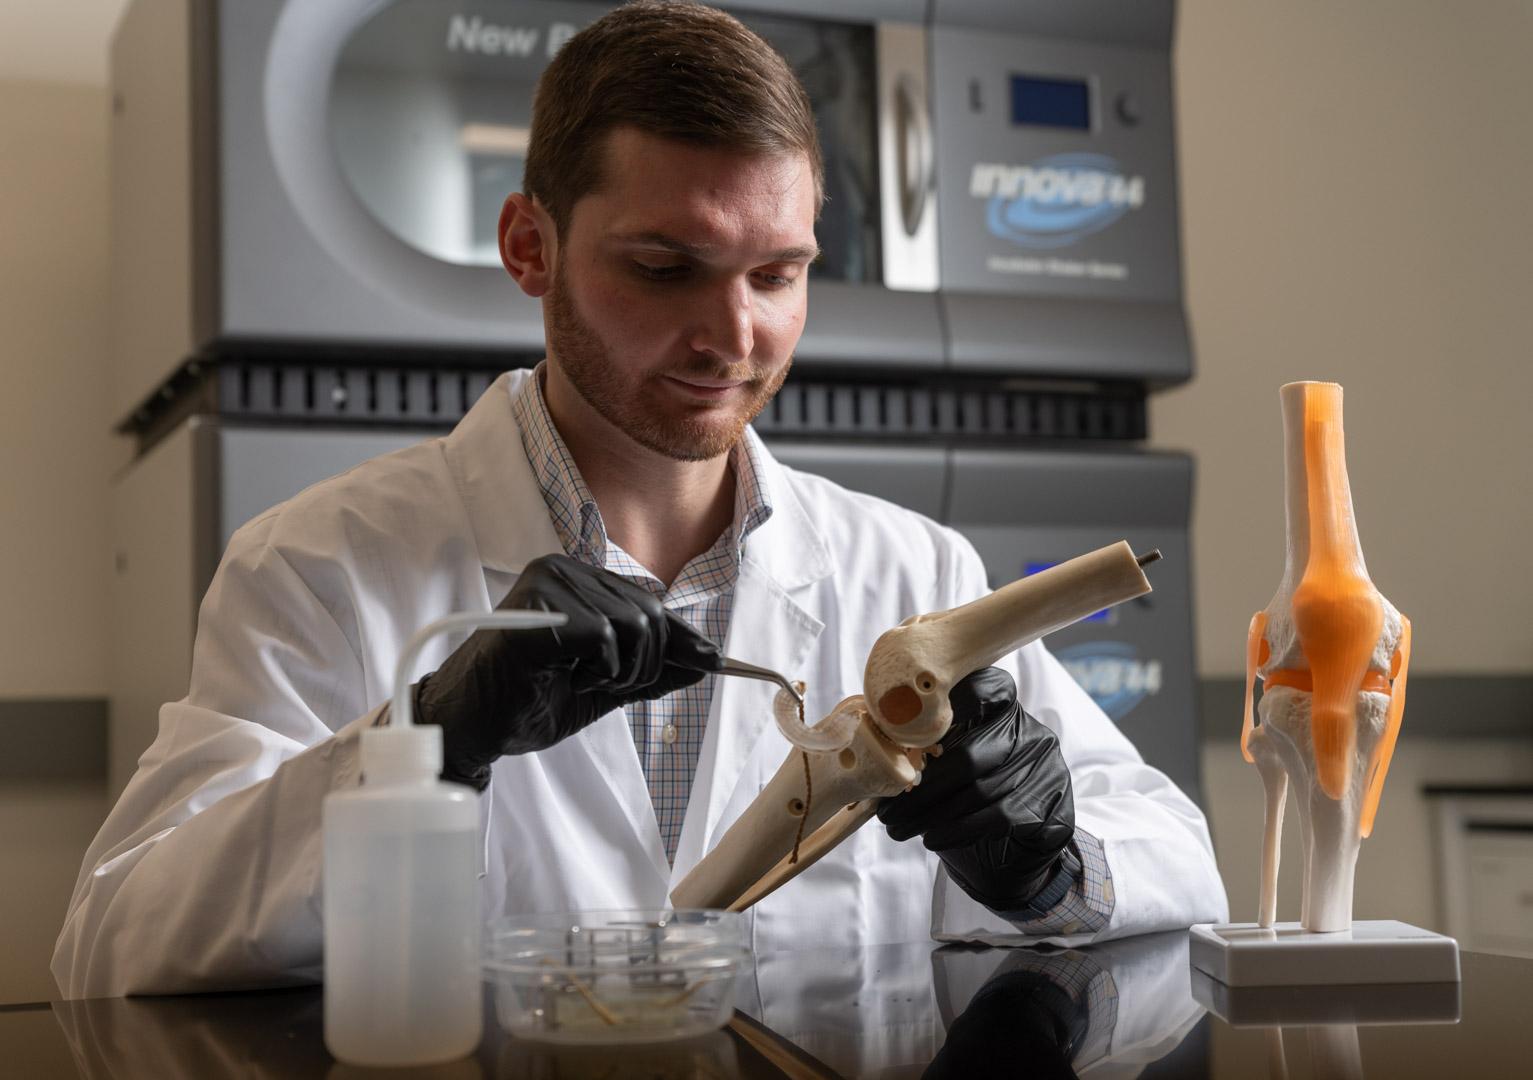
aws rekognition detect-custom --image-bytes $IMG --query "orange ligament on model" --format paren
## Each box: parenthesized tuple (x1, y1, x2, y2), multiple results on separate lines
(1361, 616, 1410, 838)
(1290, 382, 1385, 800)
(1240, 612, 1268, 763)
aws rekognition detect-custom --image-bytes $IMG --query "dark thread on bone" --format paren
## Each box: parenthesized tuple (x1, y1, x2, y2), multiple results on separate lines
(789, 696, 813, 864)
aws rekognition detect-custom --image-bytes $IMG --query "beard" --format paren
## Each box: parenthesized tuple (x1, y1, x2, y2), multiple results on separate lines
(544, 263, 790, 462)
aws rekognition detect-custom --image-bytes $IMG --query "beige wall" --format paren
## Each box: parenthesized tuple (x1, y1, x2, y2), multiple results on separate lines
(1164, 0, 1533, 679)
(0, 79, 114, 697)
(0, 2, 126, 86)
(0, 79, 117, 1003)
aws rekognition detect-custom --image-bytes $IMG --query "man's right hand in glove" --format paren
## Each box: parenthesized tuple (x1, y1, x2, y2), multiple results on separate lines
(412, 554, 724, 789)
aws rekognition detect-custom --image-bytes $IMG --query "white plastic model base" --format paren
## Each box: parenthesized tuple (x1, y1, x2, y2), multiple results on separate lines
(1189, 966, 1461, 1027)
(1189, 921, 1460, 987)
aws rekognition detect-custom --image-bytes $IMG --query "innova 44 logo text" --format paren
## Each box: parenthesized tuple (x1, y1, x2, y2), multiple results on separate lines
(971, 153, 1145, 249)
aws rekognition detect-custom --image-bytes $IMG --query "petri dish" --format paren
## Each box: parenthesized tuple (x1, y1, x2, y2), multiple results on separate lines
(483, 909, 751, 1045)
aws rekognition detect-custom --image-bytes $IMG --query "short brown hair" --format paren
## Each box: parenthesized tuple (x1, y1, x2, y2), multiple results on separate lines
(523, 1, 824, 236)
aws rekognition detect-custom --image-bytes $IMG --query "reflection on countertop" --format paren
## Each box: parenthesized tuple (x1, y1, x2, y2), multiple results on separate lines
(45, 932, 1205, 1078)
(21, 934, 1533, 1078)
(739, 931, 1204, 1077)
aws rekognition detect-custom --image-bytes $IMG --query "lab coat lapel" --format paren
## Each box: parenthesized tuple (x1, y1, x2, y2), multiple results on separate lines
(572, 715, 671, 892)
(443, 369, 563, 575)
(669, 559, 822, 885)
(669, 435, 834, 887)
(447, 370, 668, 892)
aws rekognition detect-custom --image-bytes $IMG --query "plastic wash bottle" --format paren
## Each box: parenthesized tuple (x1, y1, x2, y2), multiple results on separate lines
(322, 720, 481, 1066)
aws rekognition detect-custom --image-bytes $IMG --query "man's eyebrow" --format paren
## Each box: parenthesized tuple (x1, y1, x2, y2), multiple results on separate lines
(613, 232, 821, 263)
(771, 243, 823, 263)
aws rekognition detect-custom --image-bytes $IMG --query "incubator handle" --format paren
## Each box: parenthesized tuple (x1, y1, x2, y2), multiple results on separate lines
(894, 74, 933, 238)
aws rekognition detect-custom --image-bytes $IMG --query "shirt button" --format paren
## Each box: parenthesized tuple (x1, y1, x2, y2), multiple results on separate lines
(662, 723, 678, 745)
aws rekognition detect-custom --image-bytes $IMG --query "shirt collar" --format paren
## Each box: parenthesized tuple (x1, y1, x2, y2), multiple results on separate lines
(730, 428, 774, 558)
(510, 363, 606, 563)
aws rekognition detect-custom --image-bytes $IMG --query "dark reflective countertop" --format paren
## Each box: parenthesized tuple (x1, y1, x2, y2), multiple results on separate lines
(6, 933, 1531, 1078)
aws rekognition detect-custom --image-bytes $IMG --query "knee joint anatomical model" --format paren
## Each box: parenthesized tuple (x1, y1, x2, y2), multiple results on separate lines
(1242, 382, 1411, 932)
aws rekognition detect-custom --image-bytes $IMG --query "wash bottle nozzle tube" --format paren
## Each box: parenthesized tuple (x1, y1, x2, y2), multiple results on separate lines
(324, 608, 567, 1068)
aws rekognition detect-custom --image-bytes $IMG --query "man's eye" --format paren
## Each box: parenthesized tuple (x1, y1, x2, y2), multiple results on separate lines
(633, 262, 688, 281)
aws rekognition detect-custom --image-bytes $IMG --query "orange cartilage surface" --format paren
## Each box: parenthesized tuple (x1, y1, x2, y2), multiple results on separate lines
(1290, 384, 1385, 801)
(1264, 669, 1390, 695)
(1361, 616, 1411, 838)
(1240, 612, 1269, 763)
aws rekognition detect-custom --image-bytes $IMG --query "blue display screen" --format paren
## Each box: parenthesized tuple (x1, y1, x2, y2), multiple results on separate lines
(1010, 75, 1091, 130)
(1025, 561, 1112, 622)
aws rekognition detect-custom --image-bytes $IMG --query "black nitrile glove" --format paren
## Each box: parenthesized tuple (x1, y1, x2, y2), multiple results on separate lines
(414, 554, 723, 789)
(923, 965, 1084, 1080)
(878, 667, 1077, 918)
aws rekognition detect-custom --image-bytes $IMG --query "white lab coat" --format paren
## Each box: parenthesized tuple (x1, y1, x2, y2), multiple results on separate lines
(53, 371, 1227, 998)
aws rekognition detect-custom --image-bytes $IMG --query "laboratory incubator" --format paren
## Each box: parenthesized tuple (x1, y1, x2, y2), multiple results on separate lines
(106, 0, 1201, 808)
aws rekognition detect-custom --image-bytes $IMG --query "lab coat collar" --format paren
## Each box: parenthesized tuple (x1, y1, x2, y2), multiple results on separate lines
(442, 369, 564, 575)
(669, 558, 826, 888)
(736, 425, 835, 592)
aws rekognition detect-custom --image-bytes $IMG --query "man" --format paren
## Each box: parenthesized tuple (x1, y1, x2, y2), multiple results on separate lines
(55, 2, 1225, 998)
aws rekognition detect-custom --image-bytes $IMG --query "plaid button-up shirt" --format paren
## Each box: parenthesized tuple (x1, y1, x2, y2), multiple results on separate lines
(511, 366, 1112, 932)
(978, 946, 1121, 1067)
(512, 368, 772, 865)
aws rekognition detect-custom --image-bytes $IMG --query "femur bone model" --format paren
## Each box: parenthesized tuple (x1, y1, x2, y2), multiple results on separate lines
(1242, 382, 1412, 932)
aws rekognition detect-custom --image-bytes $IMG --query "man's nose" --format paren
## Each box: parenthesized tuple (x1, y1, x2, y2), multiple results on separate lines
(689, 278, 754, 364)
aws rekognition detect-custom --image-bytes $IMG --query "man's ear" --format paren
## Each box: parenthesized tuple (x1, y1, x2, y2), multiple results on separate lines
(499, 192, 556, 298)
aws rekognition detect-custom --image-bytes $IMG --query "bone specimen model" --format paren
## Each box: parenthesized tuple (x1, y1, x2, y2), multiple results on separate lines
(1264, 1024, 1363, 1080)
(1242, 382, 1411, 932)
(672, 542, 1155, 912)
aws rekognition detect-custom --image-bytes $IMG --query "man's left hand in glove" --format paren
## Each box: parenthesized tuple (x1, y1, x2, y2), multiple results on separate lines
(877, 666, 1079, 920)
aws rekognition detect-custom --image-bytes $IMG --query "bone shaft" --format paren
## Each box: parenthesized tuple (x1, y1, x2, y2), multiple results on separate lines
(1285, 382, 1369, 580)
(1302, 788, 1361, 931)
(1257, 759, 1287, 928)
(1299, 802, 1314, 928)
(931, 541, 1151, 673)
(671, 752, 847, 909)
(1307, 1025, 1364, 1080)
(1278, 384, 1313, 595)
(727, 802, 879, 912)
(671, 717, 913, 910)
(1265, 1028, 1290, 1080)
